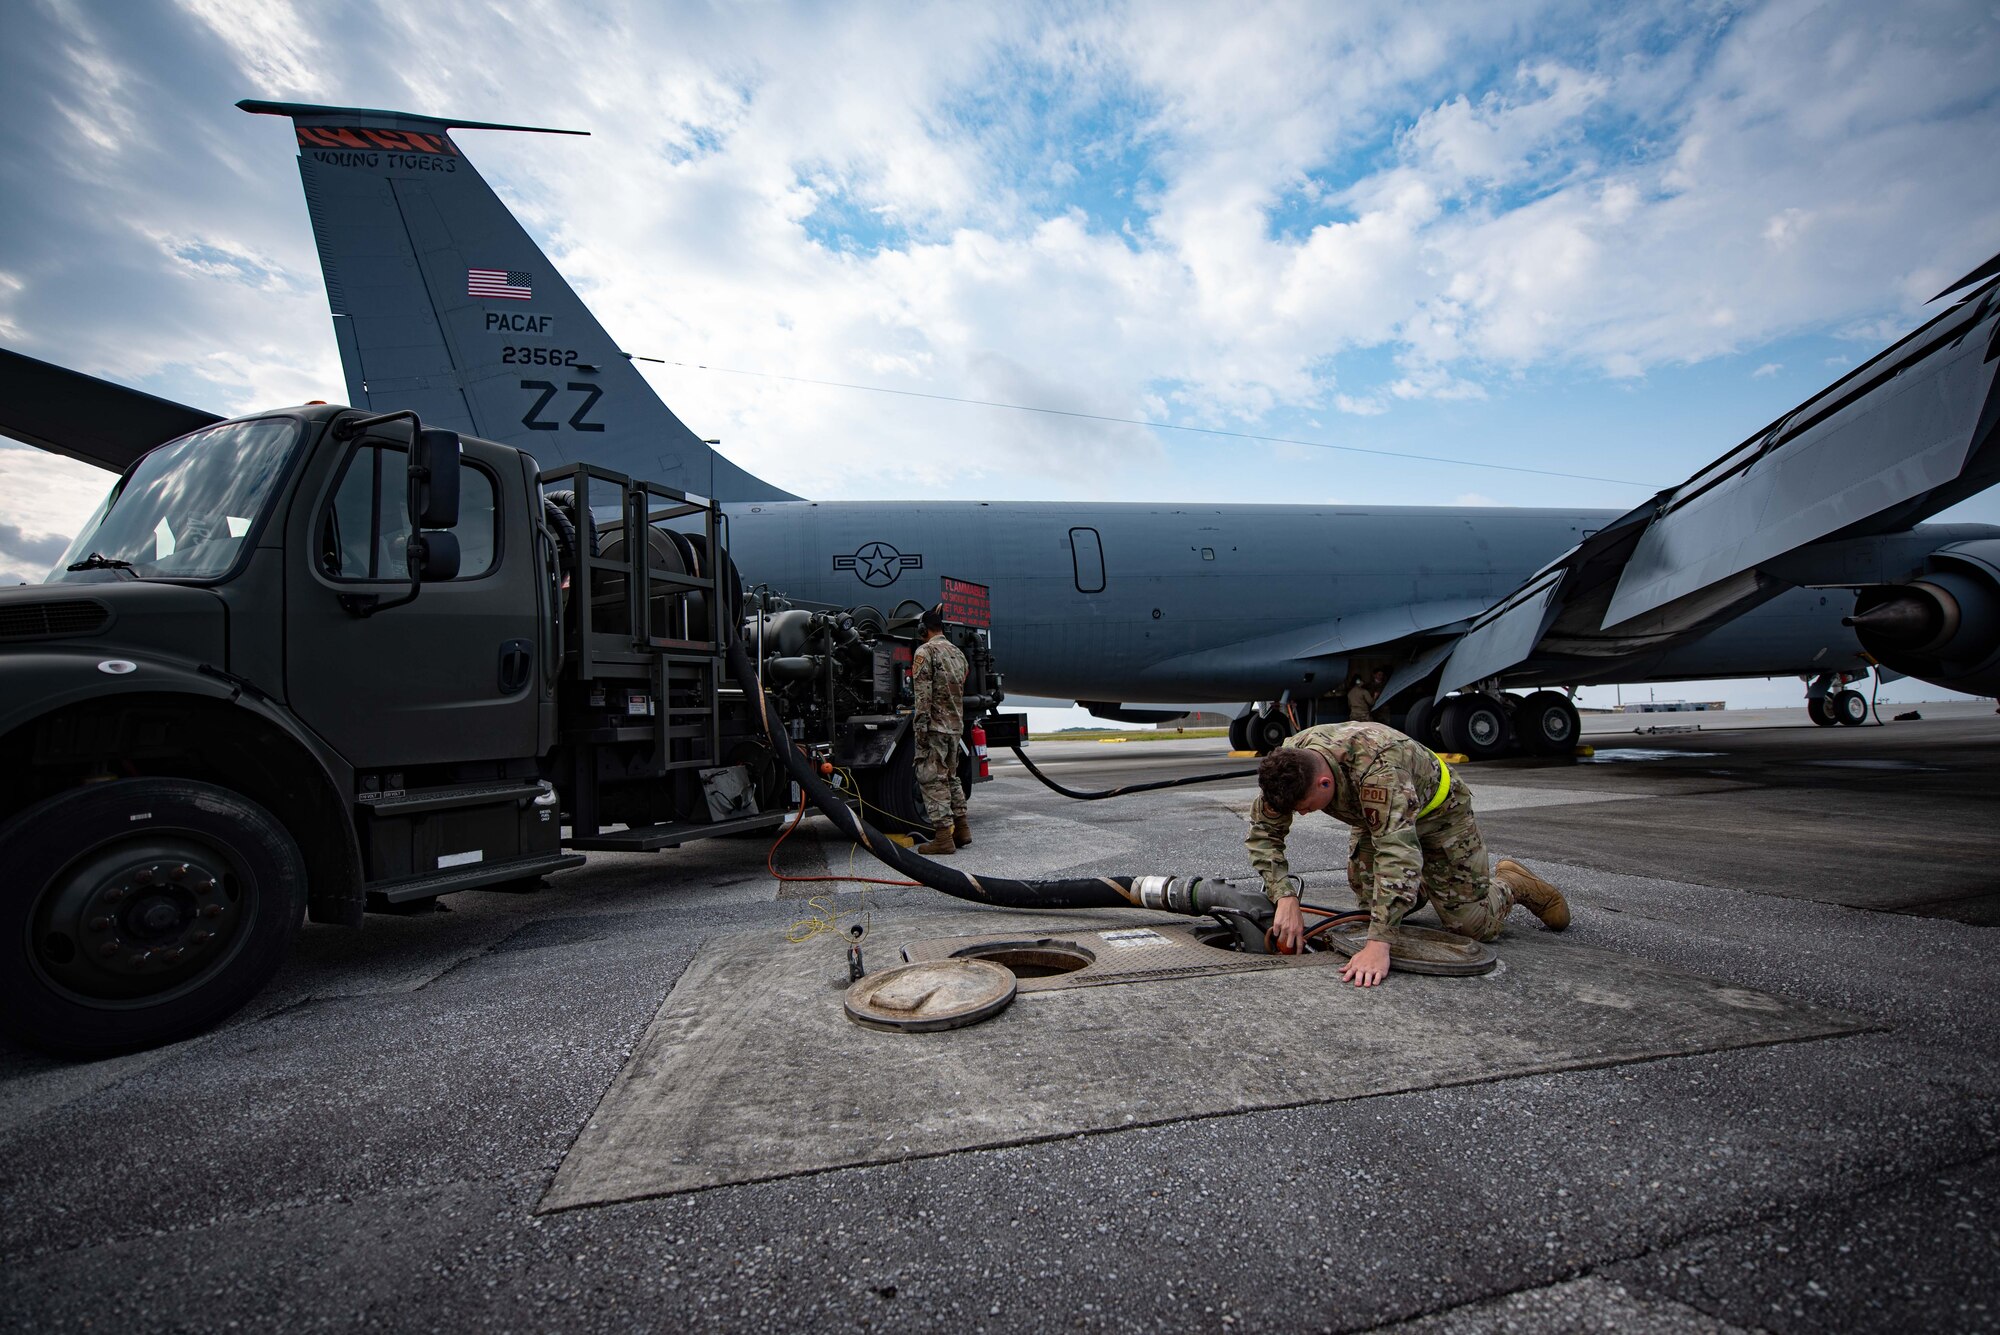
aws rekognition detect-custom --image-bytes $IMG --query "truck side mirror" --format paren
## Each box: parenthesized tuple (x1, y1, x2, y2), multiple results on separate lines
(412, 531, 460, 581)
(412, 428, 462, 529)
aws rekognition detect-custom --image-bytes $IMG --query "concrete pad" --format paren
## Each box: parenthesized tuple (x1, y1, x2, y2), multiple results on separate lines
(541, 908, 1870, 1212)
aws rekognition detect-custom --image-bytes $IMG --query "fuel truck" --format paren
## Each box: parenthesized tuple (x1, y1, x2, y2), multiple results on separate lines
(0, 406, 1011, 1055)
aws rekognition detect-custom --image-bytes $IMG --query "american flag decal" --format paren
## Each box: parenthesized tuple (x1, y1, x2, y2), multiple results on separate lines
(468, 268, 532, 300)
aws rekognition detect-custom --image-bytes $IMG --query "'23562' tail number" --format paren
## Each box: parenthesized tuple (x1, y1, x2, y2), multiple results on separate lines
(501, 346, 582, 366)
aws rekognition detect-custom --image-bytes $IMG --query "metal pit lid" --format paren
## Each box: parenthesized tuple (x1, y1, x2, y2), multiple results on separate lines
(844, 959, 1018, 1032)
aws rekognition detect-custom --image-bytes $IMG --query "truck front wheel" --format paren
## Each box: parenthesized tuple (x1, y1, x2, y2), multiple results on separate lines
(0, 779, 307, 1056)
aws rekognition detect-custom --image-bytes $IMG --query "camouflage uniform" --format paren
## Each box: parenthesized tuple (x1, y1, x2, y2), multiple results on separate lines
(1345, 678, 1377, 723)
(911, 634, 968, 825)
(1244, 722, 1514, 943)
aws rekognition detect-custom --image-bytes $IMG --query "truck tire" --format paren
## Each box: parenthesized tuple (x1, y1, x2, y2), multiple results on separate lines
(868, 729, 977, 834)
(0, 778, 307, 1056)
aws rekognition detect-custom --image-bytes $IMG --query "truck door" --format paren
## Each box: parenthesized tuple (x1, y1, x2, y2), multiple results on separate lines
(285, 435, 542, 770)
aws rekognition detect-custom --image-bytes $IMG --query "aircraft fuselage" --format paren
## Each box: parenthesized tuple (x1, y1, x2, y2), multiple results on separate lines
(725, 500, 1875, 702)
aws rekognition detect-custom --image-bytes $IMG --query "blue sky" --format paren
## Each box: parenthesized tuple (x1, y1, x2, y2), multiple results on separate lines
(2, 0, 1998, 715)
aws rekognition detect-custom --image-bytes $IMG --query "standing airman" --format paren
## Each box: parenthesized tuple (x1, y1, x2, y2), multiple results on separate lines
(911, 605, 971, 854)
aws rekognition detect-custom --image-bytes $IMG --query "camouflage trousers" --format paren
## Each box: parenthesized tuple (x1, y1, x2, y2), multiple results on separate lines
(1346, 784, 1514, 941)
(913, 726, 967, 825)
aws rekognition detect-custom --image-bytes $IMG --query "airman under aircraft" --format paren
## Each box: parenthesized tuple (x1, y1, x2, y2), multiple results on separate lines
(4, 98, 1997, 759)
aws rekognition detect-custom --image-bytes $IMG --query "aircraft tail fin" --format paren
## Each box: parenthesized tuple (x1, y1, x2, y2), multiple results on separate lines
(239, 100, 795, 501)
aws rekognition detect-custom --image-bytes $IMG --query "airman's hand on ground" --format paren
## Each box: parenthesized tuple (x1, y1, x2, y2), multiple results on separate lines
(1340, 938, 1390, 987)
(1272, 896, 1304, 953)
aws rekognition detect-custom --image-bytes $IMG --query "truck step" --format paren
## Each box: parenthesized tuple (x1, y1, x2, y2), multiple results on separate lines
(568, 809, 787, 851)
(371, 852, 587, 904)
(357, 780, 549, 816)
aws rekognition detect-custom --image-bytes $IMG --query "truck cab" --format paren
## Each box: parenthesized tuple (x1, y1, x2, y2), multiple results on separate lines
(0, 405, 1005, 1056)
(2, 407, 620, 1052)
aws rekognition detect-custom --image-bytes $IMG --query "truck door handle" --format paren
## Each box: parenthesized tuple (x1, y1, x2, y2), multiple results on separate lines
(498, 639, 534, 695)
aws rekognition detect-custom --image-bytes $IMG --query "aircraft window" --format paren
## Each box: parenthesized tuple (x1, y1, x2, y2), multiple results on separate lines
(320, 445, 496, 581)
(1201, 548, 1215, 561)
(1071, 527, 1105, 593)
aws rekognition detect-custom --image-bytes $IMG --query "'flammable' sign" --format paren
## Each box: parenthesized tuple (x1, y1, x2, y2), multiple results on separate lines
(940, 577, 990, 628)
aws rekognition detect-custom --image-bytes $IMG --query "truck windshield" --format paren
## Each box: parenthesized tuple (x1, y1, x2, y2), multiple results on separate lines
(48, 417, 302, 582)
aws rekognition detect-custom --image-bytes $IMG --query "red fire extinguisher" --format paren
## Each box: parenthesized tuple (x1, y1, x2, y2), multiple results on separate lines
(972, 722, 990, 780)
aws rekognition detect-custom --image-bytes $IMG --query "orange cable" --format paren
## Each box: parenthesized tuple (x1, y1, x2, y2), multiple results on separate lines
(766, 789, 920, 889)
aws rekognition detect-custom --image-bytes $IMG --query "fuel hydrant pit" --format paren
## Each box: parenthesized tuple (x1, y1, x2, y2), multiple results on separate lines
(1188, 923, 1338, 955)
(901, 922, 1349, 994)
(947, 938, 1097, 978)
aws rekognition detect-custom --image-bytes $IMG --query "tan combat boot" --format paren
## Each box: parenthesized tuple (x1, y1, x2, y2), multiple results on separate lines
(917, 821, 956, 855)
(1495, 857, 1569, 931)
(952, 813, 972, 847)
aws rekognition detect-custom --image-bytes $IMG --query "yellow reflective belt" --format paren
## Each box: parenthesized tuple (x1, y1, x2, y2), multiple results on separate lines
(1416, 754, 1452, 820)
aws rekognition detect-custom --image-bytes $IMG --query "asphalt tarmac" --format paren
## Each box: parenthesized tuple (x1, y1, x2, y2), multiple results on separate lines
(3, 704, 1996, 1332)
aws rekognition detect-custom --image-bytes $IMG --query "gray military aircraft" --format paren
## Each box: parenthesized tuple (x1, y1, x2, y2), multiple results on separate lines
(6, 98, 1998, 759)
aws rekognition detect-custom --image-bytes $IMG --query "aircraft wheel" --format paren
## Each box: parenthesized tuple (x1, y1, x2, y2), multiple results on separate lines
(1400, 696, 1441, 749)
(1254, 710, 1295, 755)
(1806, 695, 1838, 727)
(1228, 713, 1254, 753)
(1833, 688, 1870, 726)
(1518, 690, 1581, 755)
(0, 779, 306, 1056)
(1437, 694, 1513, 761)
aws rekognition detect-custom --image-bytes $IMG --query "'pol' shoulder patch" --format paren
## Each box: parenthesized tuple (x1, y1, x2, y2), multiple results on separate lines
(1359, 783, 1391, 832)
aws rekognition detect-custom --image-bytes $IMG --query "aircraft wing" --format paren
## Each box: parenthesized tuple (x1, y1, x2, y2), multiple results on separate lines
(0, 347, 221, 472)
(1431, 254, 2000, 698)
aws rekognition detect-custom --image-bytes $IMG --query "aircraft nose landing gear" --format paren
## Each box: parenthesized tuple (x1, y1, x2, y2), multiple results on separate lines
(1807, 672, 1872, 727)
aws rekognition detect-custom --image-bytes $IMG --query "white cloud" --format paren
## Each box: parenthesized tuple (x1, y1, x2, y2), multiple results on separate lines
(177, 0, 326, 98)
(0, 448, 113, 583)
(1, 0, 1997, 554)
(1754, 362, 1782, 377)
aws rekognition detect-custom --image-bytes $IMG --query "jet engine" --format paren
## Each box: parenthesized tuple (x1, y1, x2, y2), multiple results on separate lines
(1844, 540, 2000, 696)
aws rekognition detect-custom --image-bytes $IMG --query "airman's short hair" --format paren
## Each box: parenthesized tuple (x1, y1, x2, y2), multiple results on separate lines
(920, 604, 946, 632)
(1258, 748, 1317, 812)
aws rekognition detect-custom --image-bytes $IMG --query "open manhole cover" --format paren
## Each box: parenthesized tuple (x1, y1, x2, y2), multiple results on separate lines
(1313, 920, 1497, 976)
(948, 938, 1096, 977)
(901, 923, 1352, 992)
(844, 959, 1018, 1032)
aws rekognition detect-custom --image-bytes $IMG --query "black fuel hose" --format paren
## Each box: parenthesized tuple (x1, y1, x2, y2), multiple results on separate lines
(1006, 745, 1255, 801)
(724, 634, 1269, 919)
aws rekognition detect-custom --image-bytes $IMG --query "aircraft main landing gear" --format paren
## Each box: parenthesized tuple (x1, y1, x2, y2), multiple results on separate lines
(1436, 693, 1512, 761)
(1394, 688, 1577, 760)
(1516, 690, 1582, 754)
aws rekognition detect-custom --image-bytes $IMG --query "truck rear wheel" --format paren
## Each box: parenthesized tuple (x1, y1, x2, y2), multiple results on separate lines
(0, 778, 307, 1056)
